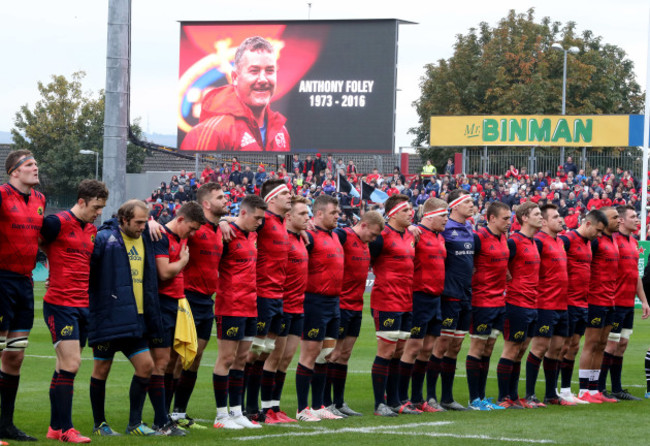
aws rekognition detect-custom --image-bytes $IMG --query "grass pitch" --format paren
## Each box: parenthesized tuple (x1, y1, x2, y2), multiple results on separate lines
(14, 285, 650, 445)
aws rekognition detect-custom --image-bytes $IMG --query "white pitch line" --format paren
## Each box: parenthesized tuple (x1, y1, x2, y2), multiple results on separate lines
(232, 421, 555, 444)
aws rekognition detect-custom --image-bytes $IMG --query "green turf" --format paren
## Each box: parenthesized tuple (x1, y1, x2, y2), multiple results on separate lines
(13, 289, 650, 445)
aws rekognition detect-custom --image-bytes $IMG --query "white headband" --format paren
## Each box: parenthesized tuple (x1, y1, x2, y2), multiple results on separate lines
(423, 208, 448, 219)
(264, 184, 288, 203)
(387, 201, 409, 218)
(449, 194, 471, 208)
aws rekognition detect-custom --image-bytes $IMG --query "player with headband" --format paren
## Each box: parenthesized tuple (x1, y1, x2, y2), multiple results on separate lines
(0, 150, 44, 442)
(430, 189, 474, 411)
(368, 194, 417, 416)
(397, 198, 447, 413)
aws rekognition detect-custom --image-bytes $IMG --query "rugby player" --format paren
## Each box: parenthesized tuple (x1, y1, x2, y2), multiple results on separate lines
(524, 204, 572, 407)
(0, 150, 45, 442)
(598, 205, 649, 400)
(268, 196, 310, 421)
(295, 195, 345, 421)
(398, 198, 446, 413)
(41, 180, 108, 442)
(212, 195, 266, 429)
(324, 211, 384, 416)
(169, 183, 228, 428)
(466, 201, 510, 410)
(431, 189, 475, 411)
(244, 180, 291, 423)
(88, 200, 164, 437)
(496, 201, 542, 409)
(576, 207, 620, 403)
(557, 210, 607, 404)
(150, 202, 204, 435)
(368, 194, 416, 416)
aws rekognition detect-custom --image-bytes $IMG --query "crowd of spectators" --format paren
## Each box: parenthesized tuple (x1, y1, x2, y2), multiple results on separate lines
(145, 154, 648, 234)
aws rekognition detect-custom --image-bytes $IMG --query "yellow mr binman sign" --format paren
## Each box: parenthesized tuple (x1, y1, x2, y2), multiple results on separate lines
(429, 115, 632, 147)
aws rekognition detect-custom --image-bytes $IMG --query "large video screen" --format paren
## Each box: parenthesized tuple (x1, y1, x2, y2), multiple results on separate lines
(177, 20, 398, 154)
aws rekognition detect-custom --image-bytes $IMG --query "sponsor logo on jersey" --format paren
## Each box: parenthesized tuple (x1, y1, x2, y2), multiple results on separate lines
(90, 234, 95, 243)
(410, 326, 421, 336)
(442, 318, 454, 327)
(590, 317, 602, 326)
(37, 206, 44, 216)
(307, 328, 320, 339)
(275, 132, 286, 149)
(513, 331, 525, 340)
(382, 318, 394, 328)
(226, 326, 239, 337)
(476, 323, 488, 333)
(257, 321, 266, 332)
(128, 246, 142, 261)
(60, 325, 74, 336)
(538, 325, 550, 335)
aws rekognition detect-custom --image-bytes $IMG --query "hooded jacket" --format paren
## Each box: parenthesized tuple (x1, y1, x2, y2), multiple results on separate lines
(181, 85, 290, 152)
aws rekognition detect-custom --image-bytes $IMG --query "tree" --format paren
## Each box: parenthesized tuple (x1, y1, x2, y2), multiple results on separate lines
(11, 72, 146, 198)
(410, 9, 644, 167)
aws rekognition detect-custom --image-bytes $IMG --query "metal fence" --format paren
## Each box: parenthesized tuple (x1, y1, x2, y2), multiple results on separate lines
(463, 147, 644, 178)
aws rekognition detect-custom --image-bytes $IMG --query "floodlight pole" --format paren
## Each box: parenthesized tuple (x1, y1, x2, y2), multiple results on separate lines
(641, 10, 650, 241)
(102, 0, 130, 221)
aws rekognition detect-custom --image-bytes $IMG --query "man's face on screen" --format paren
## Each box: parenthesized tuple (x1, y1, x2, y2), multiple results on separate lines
(233, 49, 277, 112)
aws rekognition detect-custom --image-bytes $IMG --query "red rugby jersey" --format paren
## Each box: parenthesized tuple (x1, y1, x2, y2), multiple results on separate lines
(256, 211, 290, 299)
(560, 230, 592, 308)
(413, 225, 446, 296)
(534, 231, 568, 310)
(0, 184, 46, 277)
(472, 227, 509, 307)
(589, 234, 619, 307)
(369, 225, 415, 312)
(335, 227, 371, 311)
(41, 210, 96, 307)
(154, 225, 187, 299)
(613, 232, 638, 307)
(506, 231, 540, 309)
(216, 223, 258, 317)
(184, 221, 222, 296)
(305, 227, 344, 297)
(282, 231, 309, 313)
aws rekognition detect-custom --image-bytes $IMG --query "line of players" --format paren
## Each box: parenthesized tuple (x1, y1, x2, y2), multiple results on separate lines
(3, 149, 650, 443)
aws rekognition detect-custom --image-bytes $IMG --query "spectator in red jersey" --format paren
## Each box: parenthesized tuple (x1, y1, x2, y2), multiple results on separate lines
(325, 211, 385, 416)
(0, 150, 45, 442)
(565, 208, 579, 229)
(576, 207, 620, 404)
(587, 192, 601, 210)
(346, 160, 357, 176)
(150, 202, 204, 435)
(599, 206, 649, 400)
(600, 192, 612, 208)
(168, 183, 228, 427)
(496, 201, 542, 408)
(466, 201, 511, 410)
(504, 165, 519, 179)
(295, 195, 345, 421)
(212, 195, 266, 429)
(399, 198, 448, 412)
(368, 194, 416, 416)
(40, 180, 108, 442)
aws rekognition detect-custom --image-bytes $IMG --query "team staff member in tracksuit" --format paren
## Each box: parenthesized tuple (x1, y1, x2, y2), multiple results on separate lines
(368, 194, 416, 417)
(430, 189, 475, 411)
(88, 200, 164, 437)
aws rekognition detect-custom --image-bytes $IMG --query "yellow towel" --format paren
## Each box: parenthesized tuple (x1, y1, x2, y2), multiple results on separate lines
(174, 298, 198, 370)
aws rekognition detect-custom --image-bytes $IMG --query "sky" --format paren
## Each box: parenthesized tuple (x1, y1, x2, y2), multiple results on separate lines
(2, 0, 649, 150)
